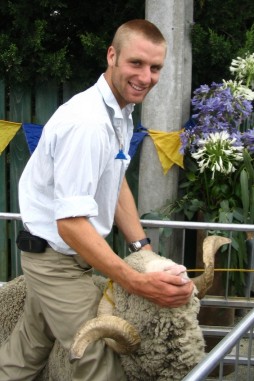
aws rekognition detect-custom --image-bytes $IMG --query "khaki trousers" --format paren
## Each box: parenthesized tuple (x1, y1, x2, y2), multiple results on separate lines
(0, 248, 127, 381)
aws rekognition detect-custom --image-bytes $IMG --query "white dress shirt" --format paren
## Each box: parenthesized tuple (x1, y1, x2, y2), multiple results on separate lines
(19, 74, 134, 254)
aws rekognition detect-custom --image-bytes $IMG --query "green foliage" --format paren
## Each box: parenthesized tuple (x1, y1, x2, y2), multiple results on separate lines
(2, 0, 254, 92)
(240, 149, 254, 224)
(191, 23, 233, 84)
(238, 24, 254, 57)
(193, 0, 254, 88)
(0, 0, 144, 88)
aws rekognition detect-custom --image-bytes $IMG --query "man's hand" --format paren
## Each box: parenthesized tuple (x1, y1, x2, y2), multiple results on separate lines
(124, 271, 194, 308)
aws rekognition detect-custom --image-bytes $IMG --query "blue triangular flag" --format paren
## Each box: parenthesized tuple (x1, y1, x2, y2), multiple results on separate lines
(128, 122, 148, 158)
(184, 118, 196, 131)
(22, 123, 44, 154)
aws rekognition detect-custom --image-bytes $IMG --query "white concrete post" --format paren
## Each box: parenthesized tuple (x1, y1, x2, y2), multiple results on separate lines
(139, 0, 193, 259)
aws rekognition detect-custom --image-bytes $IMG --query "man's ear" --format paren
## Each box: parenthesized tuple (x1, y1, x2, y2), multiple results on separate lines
(107, 46, 116, 67)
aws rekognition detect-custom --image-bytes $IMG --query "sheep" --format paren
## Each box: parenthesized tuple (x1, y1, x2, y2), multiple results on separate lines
(70, 235, 231, 380)
(0, 235, 230, 380)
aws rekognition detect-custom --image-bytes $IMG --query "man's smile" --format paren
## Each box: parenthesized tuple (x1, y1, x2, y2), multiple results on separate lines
(129, 82, 147, 91)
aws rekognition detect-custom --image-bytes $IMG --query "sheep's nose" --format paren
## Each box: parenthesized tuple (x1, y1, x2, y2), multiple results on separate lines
(164, 264, 187, 276)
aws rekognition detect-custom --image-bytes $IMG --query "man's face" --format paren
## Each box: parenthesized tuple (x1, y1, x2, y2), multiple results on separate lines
(105, 35, 166, 109)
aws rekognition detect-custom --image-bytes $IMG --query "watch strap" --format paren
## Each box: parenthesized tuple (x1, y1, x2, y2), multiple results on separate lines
(128, 237, 151, 252)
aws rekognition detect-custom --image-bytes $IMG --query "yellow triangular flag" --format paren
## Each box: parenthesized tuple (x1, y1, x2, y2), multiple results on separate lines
(0, 120, 22, 155)
(148, 129, 184, 174)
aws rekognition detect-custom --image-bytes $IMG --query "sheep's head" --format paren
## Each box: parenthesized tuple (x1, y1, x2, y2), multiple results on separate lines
(69, 235, 230, 362)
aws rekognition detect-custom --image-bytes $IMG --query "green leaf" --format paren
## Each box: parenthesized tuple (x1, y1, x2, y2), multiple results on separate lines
(240, 168, 250, 223)
(250, 186, 254, 223)
(243, 149, 254, 183)
(233, 208, 244, 223)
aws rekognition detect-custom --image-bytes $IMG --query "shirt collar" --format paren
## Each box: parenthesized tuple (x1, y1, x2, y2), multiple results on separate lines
(96, 74, 134, 119)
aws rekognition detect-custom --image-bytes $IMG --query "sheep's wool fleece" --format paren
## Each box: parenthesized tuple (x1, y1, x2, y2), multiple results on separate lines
(0, 276, 72, 381)
(0, 276, 26, 343)
(113, 251, 205, 381)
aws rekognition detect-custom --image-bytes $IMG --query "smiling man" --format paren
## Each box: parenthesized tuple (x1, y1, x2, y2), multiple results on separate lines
(105, 21, 166, 107)
(0, 19, 193, 381)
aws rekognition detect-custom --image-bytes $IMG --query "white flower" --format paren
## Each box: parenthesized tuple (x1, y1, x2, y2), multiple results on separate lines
(229, 53, 254, 89)
(222, 79, 254, 101)
(191, 131, 244, 178)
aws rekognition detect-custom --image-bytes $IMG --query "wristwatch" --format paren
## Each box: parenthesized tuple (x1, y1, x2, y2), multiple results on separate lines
(128, 238, 151, 253)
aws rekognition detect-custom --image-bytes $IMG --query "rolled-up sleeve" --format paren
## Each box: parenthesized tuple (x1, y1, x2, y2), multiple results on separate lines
(54, 195, 98, 220)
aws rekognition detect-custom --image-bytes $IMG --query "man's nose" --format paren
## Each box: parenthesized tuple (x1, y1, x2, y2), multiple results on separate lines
(139, 66, 152, 84)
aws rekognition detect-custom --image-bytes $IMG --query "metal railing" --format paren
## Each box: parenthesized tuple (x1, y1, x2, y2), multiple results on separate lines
(182, 307, 254, 380)
(2, 212, 254, 302)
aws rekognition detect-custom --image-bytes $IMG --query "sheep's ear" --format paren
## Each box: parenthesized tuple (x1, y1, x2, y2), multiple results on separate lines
(69, 315, 141, 362)
(191, 236, 231, 299)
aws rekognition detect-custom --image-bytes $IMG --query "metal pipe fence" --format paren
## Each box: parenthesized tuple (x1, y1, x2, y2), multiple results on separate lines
(1, 212, 254, 300)
(182, 307, 254, 381)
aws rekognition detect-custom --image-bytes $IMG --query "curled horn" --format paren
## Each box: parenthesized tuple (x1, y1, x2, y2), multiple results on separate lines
(192, 235, 231, 299)
(69, 315, 141, 362)
(69, 280, 140, 361)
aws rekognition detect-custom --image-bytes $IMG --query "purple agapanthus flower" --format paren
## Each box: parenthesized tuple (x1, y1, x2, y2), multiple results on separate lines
(181, 82, 253, 155)
(192, 83, 252, 129)
(242, 129, 254, 154)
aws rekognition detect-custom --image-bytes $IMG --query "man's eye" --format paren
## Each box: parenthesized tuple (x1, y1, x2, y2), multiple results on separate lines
(151, 66, 161, 73)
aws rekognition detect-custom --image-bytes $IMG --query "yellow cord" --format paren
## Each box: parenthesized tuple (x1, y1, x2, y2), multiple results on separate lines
(103, 279, 115, 307)
(187, 268, 254, 273)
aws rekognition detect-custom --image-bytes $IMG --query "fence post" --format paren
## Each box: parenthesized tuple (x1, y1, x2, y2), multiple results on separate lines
(0, 80, 8, 281)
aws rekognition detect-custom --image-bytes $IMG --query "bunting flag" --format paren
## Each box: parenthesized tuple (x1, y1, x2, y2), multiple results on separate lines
(22, 123, 43, 154)
(0, 120, 22, 155)
(184, 117, 196, 130)
(128, 123, 148, 158)
(0, 119, 184, 175)
(148, 129, 184, 174)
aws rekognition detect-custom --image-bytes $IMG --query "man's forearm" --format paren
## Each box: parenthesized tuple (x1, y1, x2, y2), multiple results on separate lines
(114, 177, 152, 249)
(57, 216, 193, 308)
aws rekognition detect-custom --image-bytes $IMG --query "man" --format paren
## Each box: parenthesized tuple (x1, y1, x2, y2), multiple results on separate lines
(0, 19, 193, 381)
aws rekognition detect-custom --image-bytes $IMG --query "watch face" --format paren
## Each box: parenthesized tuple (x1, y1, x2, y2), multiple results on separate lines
(129, 238, 150, 252)
(129, 241, 141, 252)
(133, 241, 142, 251)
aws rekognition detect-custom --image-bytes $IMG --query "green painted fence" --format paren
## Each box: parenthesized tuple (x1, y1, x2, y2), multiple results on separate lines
(0, 81, 79, 281)
(0, 81, 141, 282)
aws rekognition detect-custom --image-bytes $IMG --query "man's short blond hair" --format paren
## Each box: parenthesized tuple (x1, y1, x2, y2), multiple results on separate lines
(111, 19, 167, 57)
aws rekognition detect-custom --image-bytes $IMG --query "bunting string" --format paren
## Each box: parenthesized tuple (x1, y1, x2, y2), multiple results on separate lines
(0, 119, 184, 174)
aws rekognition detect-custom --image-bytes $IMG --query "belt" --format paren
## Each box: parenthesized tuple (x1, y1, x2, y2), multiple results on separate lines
(17, 230, 92, 270)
